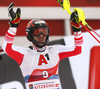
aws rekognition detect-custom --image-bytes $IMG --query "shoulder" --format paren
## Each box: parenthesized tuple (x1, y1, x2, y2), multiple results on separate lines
(47, 44, 65, 49)
(25, 46, 33, 52)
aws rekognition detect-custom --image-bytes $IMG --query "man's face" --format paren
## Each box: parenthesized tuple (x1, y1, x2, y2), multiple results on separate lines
(33, 34, 46, 46)
(32, 28, 48, 47)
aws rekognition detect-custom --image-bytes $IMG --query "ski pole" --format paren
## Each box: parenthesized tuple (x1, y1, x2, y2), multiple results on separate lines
(57, 0, 100, 43)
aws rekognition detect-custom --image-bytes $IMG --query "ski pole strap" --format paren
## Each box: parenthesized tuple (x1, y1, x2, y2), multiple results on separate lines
(56, 0, 63, 8)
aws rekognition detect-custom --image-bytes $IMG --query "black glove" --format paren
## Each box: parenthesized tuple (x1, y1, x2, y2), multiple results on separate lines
(70, 11, 81, 32)
(8, 2, 21, 28)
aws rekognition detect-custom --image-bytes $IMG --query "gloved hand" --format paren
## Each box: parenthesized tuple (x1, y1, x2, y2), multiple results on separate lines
(70, 11, 81, 32)
(8, 2, 21, 28)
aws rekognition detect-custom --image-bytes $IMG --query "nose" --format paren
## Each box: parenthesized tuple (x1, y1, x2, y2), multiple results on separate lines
(39, 33, 44, 37)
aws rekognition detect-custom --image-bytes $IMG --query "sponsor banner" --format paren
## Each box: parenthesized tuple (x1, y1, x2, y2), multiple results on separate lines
(89, 46, 100, 89)
(26, 79, 60, 89)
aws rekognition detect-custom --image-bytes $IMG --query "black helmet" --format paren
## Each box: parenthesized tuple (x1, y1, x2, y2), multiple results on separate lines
(26, 19, 49, 48)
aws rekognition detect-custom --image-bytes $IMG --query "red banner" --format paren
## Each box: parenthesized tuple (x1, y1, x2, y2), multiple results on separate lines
(89, 46, 100, 89)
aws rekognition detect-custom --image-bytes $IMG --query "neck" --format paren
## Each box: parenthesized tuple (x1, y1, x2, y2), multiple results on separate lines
(32, 43, 36, 47)
(32, 43, 46, 52)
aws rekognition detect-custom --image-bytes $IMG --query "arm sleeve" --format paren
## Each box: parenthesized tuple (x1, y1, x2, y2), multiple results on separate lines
(55, 31, 83, 60)
(3, 27, 26, 65)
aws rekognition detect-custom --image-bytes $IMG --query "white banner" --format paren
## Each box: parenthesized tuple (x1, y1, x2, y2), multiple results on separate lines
(64, 29, 100, 89)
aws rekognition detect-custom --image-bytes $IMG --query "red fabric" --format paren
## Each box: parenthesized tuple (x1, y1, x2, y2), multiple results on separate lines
(88, 46, 100, 89)
(5, 43, 24, 65)
(28, 64, 58, 82)
(59, 46, 82, 60)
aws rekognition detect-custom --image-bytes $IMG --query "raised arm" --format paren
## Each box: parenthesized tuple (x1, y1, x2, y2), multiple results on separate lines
(3, 3, 25, 65)
(57, 11, 83, 60)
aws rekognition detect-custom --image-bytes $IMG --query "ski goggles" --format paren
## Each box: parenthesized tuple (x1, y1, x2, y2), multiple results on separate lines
(33, 28, 48, 37)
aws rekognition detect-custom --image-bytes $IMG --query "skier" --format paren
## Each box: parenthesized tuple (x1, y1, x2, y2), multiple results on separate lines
(3, 2, 83, 89)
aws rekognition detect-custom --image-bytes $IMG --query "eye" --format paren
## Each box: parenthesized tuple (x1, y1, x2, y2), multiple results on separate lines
(34, 31, 39, 35)
(42, 30, 46, 35)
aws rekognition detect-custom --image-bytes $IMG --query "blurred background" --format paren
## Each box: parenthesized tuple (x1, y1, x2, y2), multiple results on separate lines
(0, 0, 100, 46)
(0, 0, 100, 89)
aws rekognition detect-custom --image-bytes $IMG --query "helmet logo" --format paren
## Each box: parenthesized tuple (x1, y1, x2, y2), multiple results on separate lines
(35, 20, 45, 24)
(26, 29, 30, 32)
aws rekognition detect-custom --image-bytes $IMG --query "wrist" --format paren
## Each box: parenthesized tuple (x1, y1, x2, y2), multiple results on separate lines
(9, 27, 17, 34)
(72, 26, 81, 32)
(10, 22, 19, 28)
(74, 31, 82, 38)
(71, 21, 80, 28)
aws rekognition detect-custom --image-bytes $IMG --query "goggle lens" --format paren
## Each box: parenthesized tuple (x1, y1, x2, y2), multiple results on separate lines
(33, 28, 48, 37)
